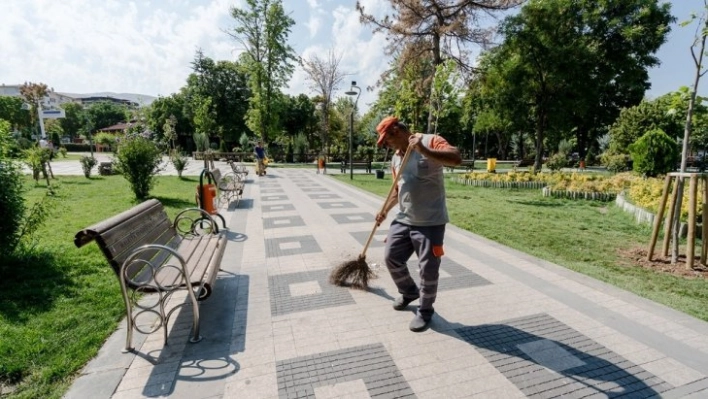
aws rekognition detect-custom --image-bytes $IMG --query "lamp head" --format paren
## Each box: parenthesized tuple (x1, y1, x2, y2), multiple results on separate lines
(345, 81, 359, 96)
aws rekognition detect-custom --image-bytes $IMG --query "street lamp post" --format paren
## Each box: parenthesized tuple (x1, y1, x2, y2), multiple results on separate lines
(345, 81, 361, 180)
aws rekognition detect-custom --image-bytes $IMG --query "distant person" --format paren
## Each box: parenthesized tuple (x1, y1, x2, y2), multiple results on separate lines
(374, 116, 462, 332)
(254, 141, 266, 176)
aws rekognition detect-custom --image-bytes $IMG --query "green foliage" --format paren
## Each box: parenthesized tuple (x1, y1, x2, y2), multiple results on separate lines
(293, 132, 308, 162)
(628, 128, 678, 177)
(80, 156, 97, 178)
(170, 151, 189, 178)
(545, 153, 568, 171)
(93, 132, 117, 150)
(601, 153, 631, 173)
(23, 147, 50, 183)
(608, 99, 683, 154)
(58, 146, 67, 158)
(114, 136, 163, 199)
(0, 159, 25, 256)
(193, 131, 210, 152)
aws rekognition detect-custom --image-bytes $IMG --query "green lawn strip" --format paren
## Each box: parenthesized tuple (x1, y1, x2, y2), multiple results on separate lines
(1, 175, 201, 398)
(331, 174, 708, 323)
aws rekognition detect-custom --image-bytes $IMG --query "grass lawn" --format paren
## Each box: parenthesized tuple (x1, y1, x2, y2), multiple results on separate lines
(0, 175, 201, 399)
(332, 173, 708, 322)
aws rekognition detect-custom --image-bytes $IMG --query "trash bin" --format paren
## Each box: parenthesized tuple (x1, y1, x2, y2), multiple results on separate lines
(376, 170, 385, 179)
(486, 158, 497, 173)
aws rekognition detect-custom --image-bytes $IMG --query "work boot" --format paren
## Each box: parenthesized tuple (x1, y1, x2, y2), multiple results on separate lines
(409, 311, 433, 332)
(392, 295, 419, 311)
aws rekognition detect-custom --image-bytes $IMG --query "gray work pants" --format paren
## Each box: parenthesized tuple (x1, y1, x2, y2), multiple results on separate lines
(384, 221, 445, 318)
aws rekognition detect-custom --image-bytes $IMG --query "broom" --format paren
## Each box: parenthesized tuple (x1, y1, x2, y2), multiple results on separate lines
(329, 147, 413, 289)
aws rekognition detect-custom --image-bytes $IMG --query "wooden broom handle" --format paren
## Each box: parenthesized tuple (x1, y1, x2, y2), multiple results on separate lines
(360, 147, 414, 257)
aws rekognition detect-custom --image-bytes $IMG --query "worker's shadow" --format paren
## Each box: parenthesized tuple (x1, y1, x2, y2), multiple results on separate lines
(429, 313, 662, 398)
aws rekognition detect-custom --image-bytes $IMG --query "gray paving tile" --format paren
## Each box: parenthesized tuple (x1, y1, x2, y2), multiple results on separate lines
(275, 343, 414, 398)
(316, 201, 357, 210)
(308, 193, 341, 200)
(265, 235, 322, 258)
(454, 313, 673, 398)
(263, 215, 306, 229)
(269, 269, 355, 316)
(262, 194, 289, 201)
(262, 204, 296, 212)
(330, 212, 374, 224)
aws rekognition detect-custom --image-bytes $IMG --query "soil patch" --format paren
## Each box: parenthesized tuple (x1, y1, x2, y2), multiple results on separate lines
(619, 246, 708, 279)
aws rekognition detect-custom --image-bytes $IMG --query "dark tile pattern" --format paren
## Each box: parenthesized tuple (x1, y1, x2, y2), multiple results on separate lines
(349, 230, 388, 249)
(262, 195, 289, 202)
(263, 215, 306, 229)
(411, 258, 491, 291)
(308, 193, 341, 200)
(261, 188, 285, 193)
(301, 187, 329, 193)
(275, 343, 415, 398)
(262, 204, 296, 213)
(317, 201, 357, 210)
(269, 269, 355, 316)
(265, 235, 322, 258)
(454, 313, 673, 398)
(330, 213, 374, 224)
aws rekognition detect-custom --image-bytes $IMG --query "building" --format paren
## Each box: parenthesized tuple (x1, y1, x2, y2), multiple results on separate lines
(0, 83, 79, 109)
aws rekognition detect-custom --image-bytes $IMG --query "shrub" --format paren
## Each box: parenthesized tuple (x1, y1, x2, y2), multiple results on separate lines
(601, 153, 631, 173)
(628, 128, 678, 177)
(0, 159, 25, 256)
(80, 156, 97, 178)
(545, 153, 567, 171)
(115, 135, 163, 199)
(94, 132, 117, 151)
(171, 151, 189, 178)
(58, 146, 67, 158)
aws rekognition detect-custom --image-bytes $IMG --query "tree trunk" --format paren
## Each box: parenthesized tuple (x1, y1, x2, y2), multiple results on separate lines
(671, 29, 706, 264)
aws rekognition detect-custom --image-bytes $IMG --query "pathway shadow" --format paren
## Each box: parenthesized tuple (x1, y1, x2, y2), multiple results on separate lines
(134, 273, 249, 397)
(430, 313, 664, 398)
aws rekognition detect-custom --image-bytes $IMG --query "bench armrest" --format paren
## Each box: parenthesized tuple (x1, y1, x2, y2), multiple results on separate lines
(174, 207, 221, 236)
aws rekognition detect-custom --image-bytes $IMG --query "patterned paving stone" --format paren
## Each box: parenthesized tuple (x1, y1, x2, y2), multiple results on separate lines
(262, 194, 289, 201)
(269, 269, 355, 316)
(265, 235, 322, 258)
(308, 193, 341, 200)
(262, 204, 296, 212)
(349, 230, 388, 249)
(301, 187, 329, 193)
(263, 215, 306, 229)
(409, 258, 491, 292)
(454, 313, 673, 398)
(275, 343, 414, 398)
(330, 213, 374, 224)
(261, 188, 285, 193)
(317, 201, 357, 210)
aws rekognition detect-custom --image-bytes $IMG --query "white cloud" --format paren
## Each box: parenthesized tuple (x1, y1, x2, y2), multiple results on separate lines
(305, 15, 321, 38)
(0, 0, 236, 97)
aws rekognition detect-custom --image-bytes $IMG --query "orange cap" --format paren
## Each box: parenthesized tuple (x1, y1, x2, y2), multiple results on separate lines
(376, 116, 399, 146)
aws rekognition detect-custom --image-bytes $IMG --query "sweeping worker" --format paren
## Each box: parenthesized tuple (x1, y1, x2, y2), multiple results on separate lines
(374, 116, 462, 332)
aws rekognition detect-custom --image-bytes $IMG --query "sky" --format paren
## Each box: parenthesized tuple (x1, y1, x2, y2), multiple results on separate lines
(0, 0, 704, 114)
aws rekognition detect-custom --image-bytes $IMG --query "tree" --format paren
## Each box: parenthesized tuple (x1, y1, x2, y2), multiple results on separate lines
(85, 101, 129, 131)
(300, 50, 348, 154)
(483, 0, 673, 171)
(229, 0, 296, 143)
(184, 51, 250, 149)
(59, 102, 85, 139)
(357, 0, 524, 133)
(19, 82, 49, 138)
(147, 93, 192, 151)
(0, 96, 30, 132)
(670, 1, 708, 264)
